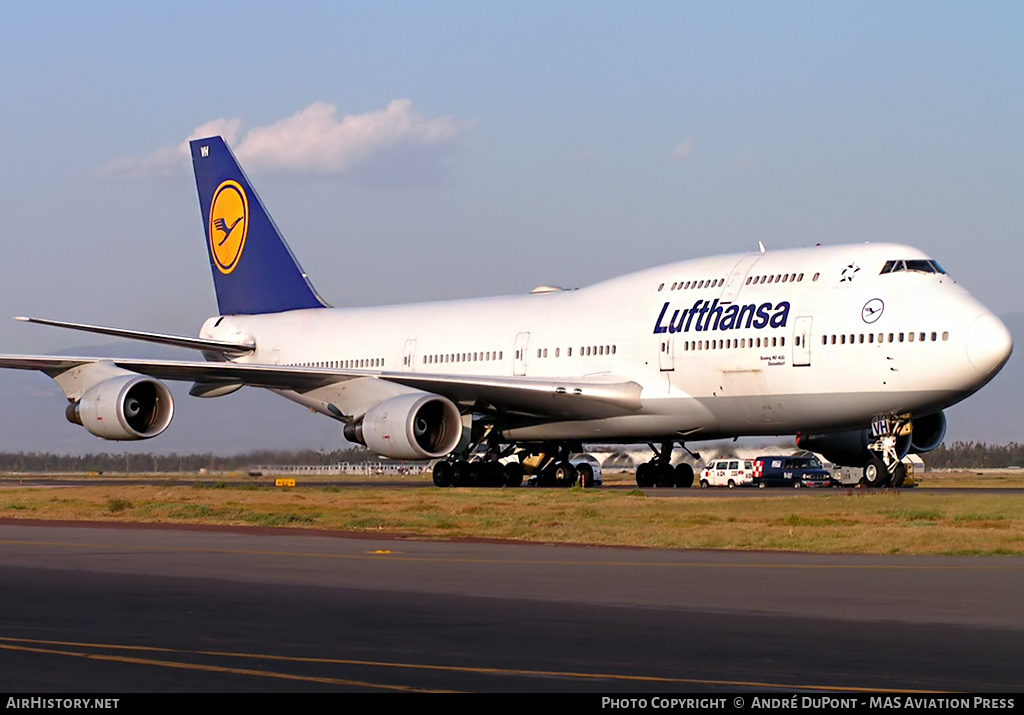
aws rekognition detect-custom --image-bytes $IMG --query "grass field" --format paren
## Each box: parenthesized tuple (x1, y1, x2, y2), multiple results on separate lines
(1, 471, 1023, 555)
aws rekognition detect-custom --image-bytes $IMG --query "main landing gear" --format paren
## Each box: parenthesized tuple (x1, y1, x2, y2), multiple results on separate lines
(525, 443, 596, 488)
(432, 439, 597, 488)
(432, 422, 525, 488)
(635, 441, 696, 489)
(432, 458, 523, 488)
(861, 416, 910, 488)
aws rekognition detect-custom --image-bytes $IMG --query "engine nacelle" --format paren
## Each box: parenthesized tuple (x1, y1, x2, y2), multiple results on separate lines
(343, 393, 462, 460)
(797, 412, 947, 466)
(909, 412, 946, 454)
(796, 428, 911, 468)
(66, 375, 174, 440)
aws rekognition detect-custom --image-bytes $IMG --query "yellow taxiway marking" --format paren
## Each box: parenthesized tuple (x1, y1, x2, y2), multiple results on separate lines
(0, 537, 1020, 571)
(0, 636, 945, 693)
(0, 636, 455, 692)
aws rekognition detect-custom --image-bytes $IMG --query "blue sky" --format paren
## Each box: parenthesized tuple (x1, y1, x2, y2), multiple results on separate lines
(0, 2, 1020, 453)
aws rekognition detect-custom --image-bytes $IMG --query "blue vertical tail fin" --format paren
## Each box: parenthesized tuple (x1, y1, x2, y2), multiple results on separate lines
(190, 136, 329, 315)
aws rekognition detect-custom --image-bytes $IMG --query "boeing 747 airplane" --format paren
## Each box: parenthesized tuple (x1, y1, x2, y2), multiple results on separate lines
(0, 137, 1012, 488)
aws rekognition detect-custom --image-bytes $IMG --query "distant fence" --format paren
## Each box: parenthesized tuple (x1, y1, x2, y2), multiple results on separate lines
(250, 462, 426, 476)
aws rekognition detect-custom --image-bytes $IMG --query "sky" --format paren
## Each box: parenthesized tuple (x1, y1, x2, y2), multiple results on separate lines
(0, 1, 1020, 454)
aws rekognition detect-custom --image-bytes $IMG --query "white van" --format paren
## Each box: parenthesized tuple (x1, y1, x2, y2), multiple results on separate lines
(700, 459, 755, 488)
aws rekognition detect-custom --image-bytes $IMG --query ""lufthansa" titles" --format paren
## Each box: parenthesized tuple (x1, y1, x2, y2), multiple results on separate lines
(653, 299, 791, 334)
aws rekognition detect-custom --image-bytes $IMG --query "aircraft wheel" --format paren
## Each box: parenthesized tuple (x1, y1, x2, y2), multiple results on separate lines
(554, 462, 577, 487)
(674, 463, 695, 488)
(432, 461, 453, 488)
(891, 462, 907, 488)
(535, 464, 558, 488)
(479, 461, 503, 487)
(451, 460, 472, 487)
(576, 463, 595, 488)
(863, 457, 890, 488)
(636, 463, 654, 488)
(503, 462, 524, 488)
(654, 463, 675, 487)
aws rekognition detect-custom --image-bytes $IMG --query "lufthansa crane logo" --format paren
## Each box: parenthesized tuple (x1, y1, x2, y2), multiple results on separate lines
(861, 298, 884, 324)
(209, 180, 249, 274)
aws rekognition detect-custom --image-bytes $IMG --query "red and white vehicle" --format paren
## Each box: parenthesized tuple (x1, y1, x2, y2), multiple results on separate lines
(699, 459, 755, 488)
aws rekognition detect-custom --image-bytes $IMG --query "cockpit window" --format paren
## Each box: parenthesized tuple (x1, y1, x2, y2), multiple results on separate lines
(880, 259, 947, 275)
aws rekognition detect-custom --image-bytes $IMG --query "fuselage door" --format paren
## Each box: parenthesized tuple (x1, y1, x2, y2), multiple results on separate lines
(793, 316, 812, 367)
(514, 332, 530, 376)
(659, 337, 674, 371)
(403, 339, 417, 371)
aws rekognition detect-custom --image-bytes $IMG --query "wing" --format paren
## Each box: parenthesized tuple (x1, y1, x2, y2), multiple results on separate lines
(381, 372, 642, 419)
(6, 317, 642, 419)
(0, 354, 643, 420)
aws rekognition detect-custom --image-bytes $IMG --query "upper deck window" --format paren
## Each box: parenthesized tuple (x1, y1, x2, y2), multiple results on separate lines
(880, 259, 948, 275)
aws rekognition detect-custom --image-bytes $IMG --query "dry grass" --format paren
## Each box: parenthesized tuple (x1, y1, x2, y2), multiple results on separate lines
(2, 480, 1023, 555)
(913, 470, 1024, 489)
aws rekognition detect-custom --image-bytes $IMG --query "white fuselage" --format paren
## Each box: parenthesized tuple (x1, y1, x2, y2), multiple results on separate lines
(200, 243, 1012, 444)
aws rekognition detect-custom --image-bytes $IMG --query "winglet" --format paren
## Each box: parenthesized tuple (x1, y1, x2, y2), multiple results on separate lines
(190, 137, 329, 315)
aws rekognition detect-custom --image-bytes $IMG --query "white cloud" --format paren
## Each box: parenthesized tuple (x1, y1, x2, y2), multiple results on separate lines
(190, 117, 243, 148)
(670, 140, 693, 162)
(103, 100, 474, 184)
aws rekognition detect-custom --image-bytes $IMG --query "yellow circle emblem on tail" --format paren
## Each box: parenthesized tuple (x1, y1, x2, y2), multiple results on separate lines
(209, 180, 249, 274)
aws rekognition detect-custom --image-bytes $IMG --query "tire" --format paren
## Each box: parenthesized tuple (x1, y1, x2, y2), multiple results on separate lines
(757, 481, 766, 489)
(503, 462, 524, 488)
(793, 481, 803, 489)
(576, 463, 595, 488)
(451, 460, 472, 487)
(674, 463, 695, 489)
(655, 463, 676, 488)
(432, 461, 453, 488)
(700, 479, 709, 489)
(535, 464, 558, 488)
(554, 462, 577, 487)
(863, 457, 890, 488)
(891, 462, 907, 488)
(481, 461, 504, 487)
(636, 463, 653, 488)
(727, 479, 736, 489)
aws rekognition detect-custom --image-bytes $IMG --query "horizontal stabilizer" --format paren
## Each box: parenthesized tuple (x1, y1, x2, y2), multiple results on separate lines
(14, 317, 255, 356)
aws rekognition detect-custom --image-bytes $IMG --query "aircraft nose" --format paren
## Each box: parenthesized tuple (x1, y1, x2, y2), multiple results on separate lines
(966, 313, 1013, 375)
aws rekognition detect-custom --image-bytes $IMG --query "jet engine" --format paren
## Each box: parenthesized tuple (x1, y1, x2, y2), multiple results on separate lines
(909, 411, 946, 454)
(343, 392, 462, 460)
(796, 411, 946, 467)
(796, 427, 910, 468)
(66, 375, 174, 440)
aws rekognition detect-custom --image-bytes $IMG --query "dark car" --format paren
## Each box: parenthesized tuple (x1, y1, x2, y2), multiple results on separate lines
(752, 455, 839, 488)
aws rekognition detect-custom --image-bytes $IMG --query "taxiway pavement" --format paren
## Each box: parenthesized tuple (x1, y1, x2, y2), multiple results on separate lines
(0, 522, 1020, 692)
